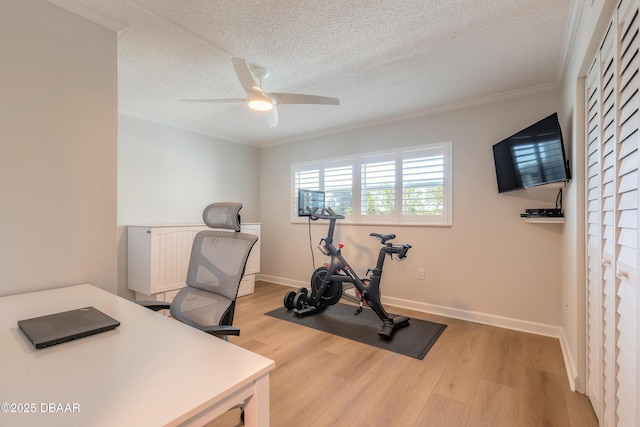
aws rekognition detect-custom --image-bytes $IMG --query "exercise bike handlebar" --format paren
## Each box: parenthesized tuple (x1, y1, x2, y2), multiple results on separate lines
(385, 242, 412, 259)
(306, 206, 345, 220)
(399, 243, 412, 259)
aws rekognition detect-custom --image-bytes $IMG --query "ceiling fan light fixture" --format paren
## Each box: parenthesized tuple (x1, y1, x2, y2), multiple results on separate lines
(247, 96, 274, 111)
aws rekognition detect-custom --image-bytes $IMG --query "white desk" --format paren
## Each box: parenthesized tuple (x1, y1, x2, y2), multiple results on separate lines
(0, 284, 275, 427)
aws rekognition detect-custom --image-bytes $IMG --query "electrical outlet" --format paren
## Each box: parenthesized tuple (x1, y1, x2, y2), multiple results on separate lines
(417, 268, 425, 280)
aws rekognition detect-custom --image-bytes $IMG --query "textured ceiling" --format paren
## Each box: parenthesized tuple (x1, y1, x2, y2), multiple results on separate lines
(64, 0, 574, 146)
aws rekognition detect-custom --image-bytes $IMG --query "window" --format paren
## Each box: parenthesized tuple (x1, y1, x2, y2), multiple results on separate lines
(361, 153, 396, 218)
(324, 161, 353, 216)
(292, 158, 354, 220)
(292, 142, 452, 225)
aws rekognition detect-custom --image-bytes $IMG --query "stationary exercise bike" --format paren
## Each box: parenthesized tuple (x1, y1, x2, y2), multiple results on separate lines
(283, 206, 412, 340)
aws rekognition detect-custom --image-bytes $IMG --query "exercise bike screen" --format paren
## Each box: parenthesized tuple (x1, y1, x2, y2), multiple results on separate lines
(298, 189, 325, 216)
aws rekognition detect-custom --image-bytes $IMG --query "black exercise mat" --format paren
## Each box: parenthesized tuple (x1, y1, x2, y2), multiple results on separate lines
(266, 303, 446, 359)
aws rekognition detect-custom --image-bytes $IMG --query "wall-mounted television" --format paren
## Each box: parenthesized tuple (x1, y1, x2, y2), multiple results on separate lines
(298, 189, 325, 216)
(492, 113, 571, 193)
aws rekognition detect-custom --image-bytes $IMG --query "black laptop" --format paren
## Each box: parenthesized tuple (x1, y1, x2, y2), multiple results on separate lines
(18, 306, 120, 349)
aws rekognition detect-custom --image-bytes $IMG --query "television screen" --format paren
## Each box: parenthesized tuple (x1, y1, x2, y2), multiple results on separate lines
(492, 113, 570, 193)
(298, 189, 325, 216)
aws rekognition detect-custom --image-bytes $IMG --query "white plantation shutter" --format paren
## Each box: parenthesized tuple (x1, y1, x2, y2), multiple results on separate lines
(584, 1, 640, 425)
(292, 166, 320, 219)
(402, 146, 449, 224)
(292, 159, 354, 221)
(292, 142, 452, 225)
(294, 168, 320, 191)
(586, 55, 604, 419)
(360, 153, 396, 219)
(323, 161, 353, 217)
(599, 22, 618, 427)
(615, 2, 639, 426)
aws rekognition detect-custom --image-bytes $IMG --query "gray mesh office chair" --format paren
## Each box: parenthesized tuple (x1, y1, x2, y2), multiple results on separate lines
(139, 202, 258, 338)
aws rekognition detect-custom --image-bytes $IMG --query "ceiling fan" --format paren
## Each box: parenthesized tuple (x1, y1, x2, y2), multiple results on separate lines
(181, 58, 340, 127)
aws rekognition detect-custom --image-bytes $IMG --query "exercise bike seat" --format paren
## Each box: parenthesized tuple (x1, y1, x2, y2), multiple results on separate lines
(370, 233, 396, 244)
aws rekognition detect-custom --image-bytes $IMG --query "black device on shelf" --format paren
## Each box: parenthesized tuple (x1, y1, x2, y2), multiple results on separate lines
(520, 208, 564, 218)
(520, 188, 565, 219)
(493, 113, 571, 193)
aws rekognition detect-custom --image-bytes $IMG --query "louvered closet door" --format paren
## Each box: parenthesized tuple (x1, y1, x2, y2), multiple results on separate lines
(615, 1, 639, 426)
(600, 20, 619, 427)
(586, 57, 603, 421)
(585, 1, 640, 426)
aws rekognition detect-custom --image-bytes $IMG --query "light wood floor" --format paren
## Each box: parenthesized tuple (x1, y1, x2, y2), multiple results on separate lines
(206, 281, 597, 427)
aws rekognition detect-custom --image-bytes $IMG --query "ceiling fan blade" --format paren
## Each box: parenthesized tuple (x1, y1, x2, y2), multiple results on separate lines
(231, 57, 262, 94)
(264, 106, 278, 128)
(270, 93, 340, 106)
(184, 58, 338, 128)
(180, 98, 246, 103)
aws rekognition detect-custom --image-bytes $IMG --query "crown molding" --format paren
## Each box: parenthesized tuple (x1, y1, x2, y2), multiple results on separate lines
(47, 0, 128, 34)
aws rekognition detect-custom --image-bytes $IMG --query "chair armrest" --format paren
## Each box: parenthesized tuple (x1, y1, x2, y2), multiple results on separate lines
(136, 301, 171, 312)
(135, 302, 239, 337)
(200, 325, 241, 337)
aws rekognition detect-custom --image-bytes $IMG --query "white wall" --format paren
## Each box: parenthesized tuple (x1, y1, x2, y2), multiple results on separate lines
(117, 116, 260, 225)
(0, 0, 118, 296)
(116, 116, 260, 297)
(260, 90, 564, 329)
(558, 0, 618, 393)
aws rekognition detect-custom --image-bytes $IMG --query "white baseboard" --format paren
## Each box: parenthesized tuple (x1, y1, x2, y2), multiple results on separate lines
(257, 274, 574, 387)
(380, 294, 563, 339)
(559, 329, 578, 392)
(258, 274, 307, 289)
(259, 274, 562, 337)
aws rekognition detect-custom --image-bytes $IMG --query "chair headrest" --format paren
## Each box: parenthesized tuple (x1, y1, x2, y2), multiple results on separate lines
(202, 202, 243, 231)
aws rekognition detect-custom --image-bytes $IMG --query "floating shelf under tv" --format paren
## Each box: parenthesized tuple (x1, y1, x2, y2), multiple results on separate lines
(523, 217, 565, 224)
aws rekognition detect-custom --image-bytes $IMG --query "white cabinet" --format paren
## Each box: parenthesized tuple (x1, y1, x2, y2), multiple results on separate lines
(127, 224, 260, 301)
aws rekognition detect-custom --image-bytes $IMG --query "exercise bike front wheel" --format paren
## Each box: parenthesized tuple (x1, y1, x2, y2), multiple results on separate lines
(284, 291, 296, 310)
(293, 292, 308, 309)
(311, 267, 343, 306)
(285, 287, 310, 310)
